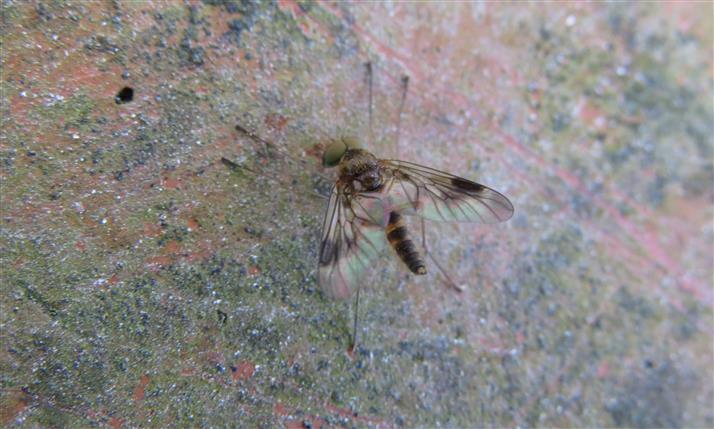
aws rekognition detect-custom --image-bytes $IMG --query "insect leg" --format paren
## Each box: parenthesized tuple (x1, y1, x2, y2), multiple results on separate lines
(351, 281, 362, 351)
(420, 218, 463, 292)
(364, 61, 374, 148)
(220, 156, 255, 173)
(235, 123, 276, 159)
(394, 75, 409, 158)
(232, 123, 333, 183)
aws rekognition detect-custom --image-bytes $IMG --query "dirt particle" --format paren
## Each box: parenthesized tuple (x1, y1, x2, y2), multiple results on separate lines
(231, 361, 255, 382)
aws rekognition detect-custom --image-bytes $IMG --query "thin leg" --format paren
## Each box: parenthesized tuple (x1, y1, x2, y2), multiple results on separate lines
(222, 154, 328, 202)
(233, 123, 333, 183)
(394, 75, 409, 158)
(220, 156, 255, 173)
(421, 218, 463, 292)
(364, 61, 374, 147)
(351, 282, 362, 351)
(235, 123, 275, 158)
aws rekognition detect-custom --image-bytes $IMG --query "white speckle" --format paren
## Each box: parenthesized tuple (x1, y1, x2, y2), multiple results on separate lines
(19, 91, 27, 97)
(510, 348, 518, 356)
(51, 33, 59, 41)
(616, 65, 628, 76)
(101, 218, 107, 224)
(93, 278, 107, 286)
(213, 299, 222, 304)
(72, 133, 80, 140)
(45, 92, 65, 106)
(566, 15, 576, 27)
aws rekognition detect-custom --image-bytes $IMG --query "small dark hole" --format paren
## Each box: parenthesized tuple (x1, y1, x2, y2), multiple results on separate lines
(644, 359, 654, 368)
(115, 87, 134, 104)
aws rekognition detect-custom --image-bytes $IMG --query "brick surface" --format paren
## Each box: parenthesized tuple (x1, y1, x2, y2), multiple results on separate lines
(2, 2, 712, 427)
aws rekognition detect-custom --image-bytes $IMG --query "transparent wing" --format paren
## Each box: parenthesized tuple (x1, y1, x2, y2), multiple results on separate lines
(380, 160, 514, 224)
(318, 185, 389, 300)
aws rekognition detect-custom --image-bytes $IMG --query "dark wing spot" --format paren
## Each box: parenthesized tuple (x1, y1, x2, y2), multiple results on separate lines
(451, 177, 485, 192)
(319, 239, 335, 265)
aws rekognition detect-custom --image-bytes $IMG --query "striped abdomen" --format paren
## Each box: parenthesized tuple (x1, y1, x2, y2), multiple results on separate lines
(385, 212, 426, 275)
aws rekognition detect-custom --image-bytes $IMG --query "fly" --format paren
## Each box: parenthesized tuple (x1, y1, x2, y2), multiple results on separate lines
(319, 136, 514, 349)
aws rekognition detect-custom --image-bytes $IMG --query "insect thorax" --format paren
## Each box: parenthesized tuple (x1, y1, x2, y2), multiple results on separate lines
(339, 149, 383, 192)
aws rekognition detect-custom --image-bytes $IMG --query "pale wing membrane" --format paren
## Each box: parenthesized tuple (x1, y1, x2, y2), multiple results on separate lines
(382, 160, 514, 224)
(318, 186, 388, 300)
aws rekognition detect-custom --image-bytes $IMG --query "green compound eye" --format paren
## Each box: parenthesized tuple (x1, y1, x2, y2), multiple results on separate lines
(322, 140, 347, 167)
(341, 137, 360, 150)
(322, 137, 361, 167)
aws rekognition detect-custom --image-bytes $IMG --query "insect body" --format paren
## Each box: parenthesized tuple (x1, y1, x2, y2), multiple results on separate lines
(386, 211, 426, 276)
(227, 65, 513, 349)
(319, 138, 514, 302)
